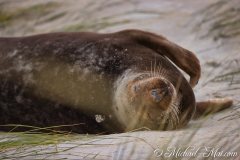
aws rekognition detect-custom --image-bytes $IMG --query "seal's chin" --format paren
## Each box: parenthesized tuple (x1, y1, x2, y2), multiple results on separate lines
(114, 71, 180, 131)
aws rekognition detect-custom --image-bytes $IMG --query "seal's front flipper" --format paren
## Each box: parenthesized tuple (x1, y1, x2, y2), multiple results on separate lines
(193, 98, 233, 119)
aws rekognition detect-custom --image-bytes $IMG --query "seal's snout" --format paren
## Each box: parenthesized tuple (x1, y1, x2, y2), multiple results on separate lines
(128, 76, 174, 111)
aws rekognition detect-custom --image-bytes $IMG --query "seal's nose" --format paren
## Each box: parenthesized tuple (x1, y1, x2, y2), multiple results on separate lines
(150, 88, 168, 103)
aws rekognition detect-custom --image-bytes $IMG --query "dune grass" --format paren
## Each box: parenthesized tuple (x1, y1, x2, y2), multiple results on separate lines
(0, 125, 80, 151)
(0, 2, 59, 28)
(63, 19, 130, 32)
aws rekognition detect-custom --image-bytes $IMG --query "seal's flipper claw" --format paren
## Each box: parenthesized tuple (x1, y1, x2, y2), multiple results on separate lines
(193, 97, 233, 119)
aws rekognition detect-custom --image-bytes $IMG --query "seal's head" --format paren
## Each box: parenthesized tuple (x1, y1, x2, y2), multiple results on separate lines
(114, 71, 180, 131)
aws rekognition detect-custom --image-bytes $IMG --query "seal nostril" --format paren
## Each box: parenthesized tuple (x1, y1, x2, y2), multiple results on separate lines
(151, 89, 157, 96)
(151, 89, 161, 102)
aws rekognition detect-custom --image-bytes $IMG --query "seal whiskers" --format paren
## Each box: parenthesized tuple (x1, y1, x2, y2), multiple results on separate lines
(114, 68, 181, 131)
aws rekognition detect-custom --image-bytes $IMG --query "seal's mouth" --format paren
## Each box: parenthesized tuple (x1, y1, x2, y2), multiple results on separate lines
(130, 102, 180, 130)
(138, 101, 180, 130)
(147, 112, 164, 122)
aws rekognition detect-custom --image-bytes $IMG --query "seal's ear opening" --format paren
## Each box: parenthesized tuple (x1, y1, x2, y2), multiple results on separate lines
(118, 29, 201, 87)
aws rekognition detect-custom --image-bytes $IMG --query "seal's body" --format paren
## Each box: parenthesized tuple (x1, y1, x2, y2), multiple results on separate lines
(0, 30, 232, 133)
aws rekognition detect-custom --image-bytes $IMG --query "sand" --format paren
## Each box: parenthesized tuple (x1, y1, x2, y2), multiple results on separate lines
(0, 0, 239, 159)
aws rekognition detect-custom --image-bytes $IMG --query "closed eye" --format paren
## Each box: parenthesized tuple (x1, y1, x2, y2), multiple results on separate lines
(134, 85, 140, 92)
